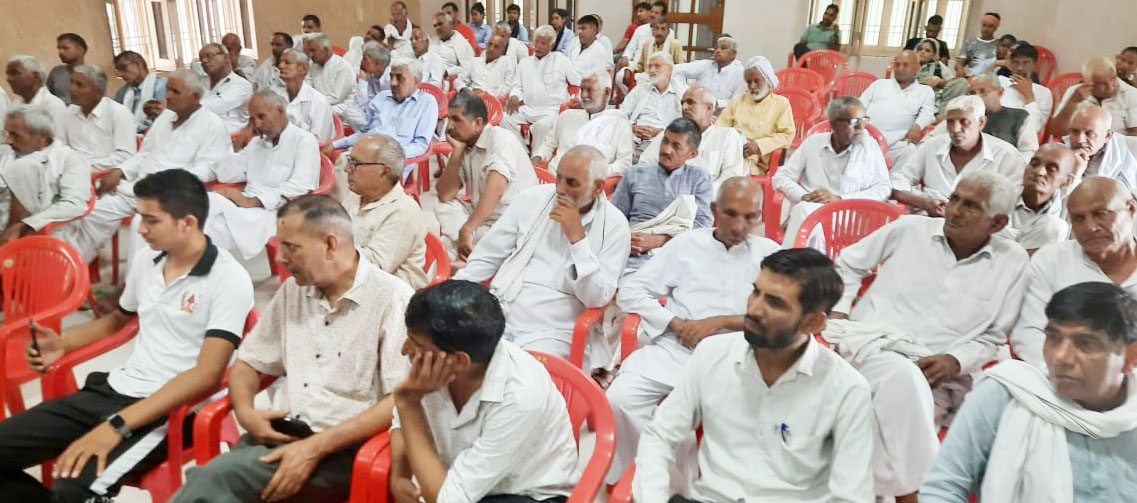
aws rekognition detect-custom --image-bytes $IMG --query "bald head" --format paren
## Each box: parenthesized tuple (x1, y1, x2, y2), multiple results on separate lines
(712, 177, 763, 247)
(1068, 105, 1113, 156)
(1067, 176, 1136, 256)
(893, 50, 919, 84)
(1022, 143, 1077, 201)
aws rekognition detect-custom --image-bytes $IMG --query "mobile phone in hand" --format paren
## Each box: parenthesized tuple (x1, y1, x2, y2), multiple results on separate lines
(270, 416, 314, 439)
(28, 319, 39, 352)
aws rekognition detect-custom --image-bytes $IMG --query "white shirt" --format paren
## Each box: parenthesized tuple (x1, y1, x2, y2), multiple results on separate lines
(860, 79, 937, 148)
(0, 141, 90, 231)
(891, 133, 1025, 200)
(640, 124, 745, 191)
(391, 340, 579, 502)
(566, 37, 613, 75)
(773, 132, 891, 204)
(835, 215, 1030, 373)
(201, 71, 254, 133)
(252, 57, 285, 94)
(214, 123, 320, 209)
(415, 51, 447, 88)
(620, 78, 686, 129)
(0, 87, 9, 131)
(622, 23, 674, 63)
(1006, 195, 1068, 251)
(118, 107, 232, 187)
(531, 109, 634, 175)
(430, 33, 476, 76)
(1057, 79, 1137, 133)
(634, 333, 874, 503)
(458, 54, 517, 96)
(285, 82, 335, 142)
(505, 37, 529, 66)
(61, 97, 137, 170)
(998, 76, 1054, 132)
(1082, 132, 1137, 188)
(1011, 240, 1137, 369)
(13, 86, 68, 134)
(508, 52, 581, 110)
(308, 54, 358, 111)
(673, 59, 747, 109)
(384, 20, 413, 57)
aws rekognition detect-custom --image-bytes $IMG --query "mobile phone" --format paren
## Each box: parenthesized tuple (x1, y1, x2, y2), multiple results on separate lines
(270, 416, 314, 439)
(28, 319, 38, 352)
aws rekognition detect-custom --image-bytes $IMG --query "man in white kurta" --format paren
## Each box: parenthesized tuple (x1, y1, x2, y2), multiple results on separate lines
(385, 2, 414, 57)
(251, 32, 291, 95)
(430, 12, 476, 78)
(640, 86, 744, 191)
(278, 49, 335, 143)
(343, 42, 393, 131)
(196, 43, 254, 134)
(410, 27, 448, 88)
(860, 51, 936, 169)
(621, 53, 687, 161)
(454, 146, 630, 362)
(493, 22, 529, 66)
(501, 26, 582, 151)
(606, 177, 779, 484)
(830, 172, 1029, 499)
(303, 34, 357, 119)
(60, 67, 136, 172)
(1005, 144, 1077, 252)
(566, 15, 612, 75)
(6, 55, 68, 133)
(205, 93, 319, 260)
(531, 70, 633, 175)
(456, 34, 516, 96)
(672, 36, 746, 109)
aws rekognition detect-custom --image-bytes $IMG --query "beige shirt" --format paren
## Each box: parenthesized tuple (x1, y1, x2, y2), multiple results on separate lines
(460, 125, 539, 225)
(345, 187, 429, 290)
(238, 259, 414, 431)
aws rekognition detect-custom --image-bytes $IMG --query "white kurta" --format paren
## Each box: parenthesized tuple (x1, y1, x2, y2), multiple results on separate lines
(639, 124, 745, 191)
(308, 54, 357, 112)
(673, 59, 747, 109)
(384, 20, 413, 57)
(13, 86, 68, 134)
(502, 52, 582, 149)
(1, 141, 89, 233)
(118, 72, 164, 125)
(415, 51, 447, 88)
(998, 76, 1054, 132)
(430, 34, 476, 77)
(1057, 79, 1137, 134)
(620, 78, 686, 129)
(1004, 196, 1067, 251)
(201, 71, 254, 134)
(890, 133, 1024, 200)
(567, 38, 613, 75)
(860, 78, 937, 167)
(286, 82, 335, 143)
(60, 97, 137, 170)
(531, 109, 634, 175)
(457, 55, 517, 96)
(505, 37, 528, 66)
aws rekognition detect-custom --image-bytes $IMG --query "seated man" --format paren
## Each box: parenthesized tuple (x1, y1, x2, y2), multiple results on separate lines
(454, 145, 629, 360)
(672, 35, 746, 109)
(6, 55, 68, 131)
(923, 281, 1137, 502)
(0, 107, 89, 245)
(531, 69, 633, 175)
(998, 43, 1053, 132)
(343, 41, 393, 131)
(1119, 46, 1137, 88)
(197, 43, 254, 134)
(1011, 177, 1137, 369)
(60, 64, 137, 171)
(620, 52, 687, 162)
(502, 25, 582, 151)
(441, 2, 479, 55)
(47, 33, 87, 105)
(436, 91, 538, 260)
(409, 26, 447, 88)
(1052, 57, 1137, 137)
(793, 2, 840, 60)
(640, 85, 745, 191)
(430, 11, 475, 78)
(607, 177, 780, 484)
(172, 195, 412, 503)
(829, 171, 1028, 503)
(343, 133, 429, 289)
(221, 32, 257, 78)
(611, 118, 714, 269)
(717, 56, 795, 175)
(1005, 143, 1077, 253)
(634, 248, 873, 502)
(773, 96, 891, 245)
(891, 95, 1023, 217)
(302, 34, 357, 119)
(204, 90, 319, 260)
(391, 280, 580, 503)
(956, 12, 1000, 77)
(455, 33, 516, 97)
(628, 18, 683, 74)
(250, 32, 291, 94)
(493, 21, 530, 66)
(619, 1, 672, 73)
(1, 169, 253, 503)
(277, 49, 334, 142)
(112, 51, 168, 132)
(72, 70, 231, 262)
(969, 74, 1038, 161)
(860, 50, 936, 169)
(567, 15, 611, 75)
(1066, 104, 1137, 188)
(385, 1, 413, 57)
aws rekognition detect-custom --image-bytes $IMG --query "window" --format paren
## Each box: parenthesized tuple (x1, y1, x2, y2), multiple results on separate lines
(809, 0, 971, 57)
(105, 0, 256, 71)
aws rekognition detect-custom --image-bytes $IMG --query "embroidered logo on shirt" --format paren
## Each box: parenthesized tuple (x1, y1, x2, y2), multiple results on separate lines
(181, 292, 198, 313)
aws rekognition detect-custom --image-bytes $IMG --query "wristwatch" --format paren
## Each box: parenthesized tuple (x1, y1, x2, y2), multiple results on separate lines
(107, 413, 133, 439)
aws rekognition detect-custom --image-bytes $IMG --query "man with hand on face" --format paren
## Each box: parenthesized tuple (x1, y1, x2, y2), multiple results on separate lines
(998, 44, 1053, 133)
(1064, 104, 1137, 189)
(827, 170, 1028, 503)
(640, 86, 745, 192)
(532, 69, 633, 175)
(343, 42, 393, 131)
(717, 55, 794, 176)
(1003, 144, 1078, 253)
(1052, 57, 1137, 137)
(197, 43, 254, 134)
(172, 195, 412, 503)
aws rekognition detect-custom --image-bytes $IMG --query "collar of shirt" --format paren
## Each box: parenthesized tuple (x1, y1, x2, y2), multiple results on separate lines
(359, 184, 408, 212)
(649, 80, 682, 97)
(150, 237, 220, 277)
(292, 82, 317, 104)
(70, 97, 111, 120)
(210, 71, 237, 92)
(734, 335, 821, 385)
(301, 254, 372, 310)
(472, 124, 498, 151)
(929, 220, 996, 262)
(933, 133, 998, 165)
(820, 135, 857, 158)
(1015, 194, 1060, 217)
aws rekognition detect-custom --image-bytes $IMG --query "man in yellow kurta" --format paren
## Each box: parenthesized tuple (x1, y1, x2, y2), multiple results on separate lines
(631, 18, 684, 73)
(717, 55, 795, 175)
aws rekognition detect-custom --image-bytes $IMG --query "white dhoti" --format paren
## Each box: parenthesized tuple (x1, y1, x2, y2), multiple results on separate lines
(434, 199, 491, 260)
(204, 192, 277, 260)
(72, 190, 137, 262)
(501, 105, 558, 152)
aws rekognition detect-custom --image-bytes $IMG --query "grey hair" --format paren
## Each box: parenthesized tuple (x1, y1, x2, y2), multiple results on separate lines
(562, 145, 609, 182)
(7, 55, 47, 83)
(6, 106, 56, 138)
(1083, 56, 1117, 79)
(494, 21, 512, 32)
(281, 48, 310, 68)
(435, 11, 454, 25)
(389, 56, 423, 82)
(648, 51, 674, 66)
(716, 36, 737, 51)
(581, 68, 612, 91)
(826, 96, 864, 120)
(304, 33, 332, 49)
(362, 41, 391, 67)
(534, 25, 557, 41)
(252, 89, 288, 110)
(71, 64, 108, 93)
(686, 85, 716, 108)
(945, 95, 985, 122)
(1072, 102, 1114, 127)
(666, 117, 702, 150)
(956, 170, 1017, 217)
(276, 194, 355, 240)
(365, 134, 407, 183)
(167, 69, 208, 97)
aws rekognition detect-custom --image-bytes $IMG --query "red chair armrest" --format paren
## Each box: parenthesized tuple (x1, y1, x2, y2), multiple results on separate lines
(349, 431, 392, 503)
(192, 375, 277, 465)
(42, 318, 140, 398)
(569, 305, 607, 369)
(620, 314, 641, 363)
(608, 463, 636, 503)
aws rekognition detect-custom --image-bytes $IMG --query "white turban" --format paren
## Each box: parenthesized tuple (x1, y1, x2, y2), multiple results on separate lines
(745, 55, 779, 89)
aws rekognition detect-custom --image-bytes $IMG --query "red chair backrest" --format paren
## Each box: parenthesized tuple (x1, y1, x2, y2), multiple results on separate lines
(418, 83, 449, 119)
(313, 154, 334, 195)
(423, 232, 451, 287)
(772, 87, 823, 147)
(775, 67, 826, 95)
(528, 351, 615, 503)
(472, 89, 504, 126)
(806, 120, 892, 166)
(794, 49, 849, 86)
(332, 115, 345, 140)
(824, 71, 878, 104)
(791, 199, 904, 259)
(1047, 72, 1083, 105)
(0, 236, 89, 323)
(1035, 45, 1057, 84)
(604, 176, 622, 198)
(332, 45, 346, 56)
(535, 166, 556, 184)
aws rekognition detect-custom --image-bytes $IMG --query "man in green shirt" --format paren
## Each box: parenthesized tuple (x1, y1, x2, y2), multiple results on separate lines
(794, 4, 840, 61)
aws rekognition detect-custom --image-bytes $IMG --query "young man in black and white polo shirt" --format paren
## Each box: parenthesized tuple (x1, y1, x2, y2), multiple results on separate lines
(0, 168, 255, 503)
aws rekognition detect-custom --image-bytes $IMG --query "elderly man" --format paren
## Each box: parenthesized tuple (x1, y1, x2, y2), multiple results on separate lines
(112, 51, 168, 131)
(612, 118, 714, 269)
(204, 90, 319, 260)
(1052, 57, 1137, 137)
(436, 91, 538, 261)
(409, 27, 447, 88)
(71, 70, 231, 262)
(303, 34, 357, 118)
(430, 11, 475, 77)
(493, 21, 530, 65)
(957, 12, 1001, 77)
(251, 33, 292, 94)
(276, 49, 334, 142)
(891, 95, 1023, 216)
(621, 52, 687, 162)
(641, 86, 745, 191)
(197, 43, 254, 134)
(629, 18, 683, 75)
(343, 134, 429, 289)
(717, 56, 795, 176)
(385, 1, 414, 57)
(924, 282, 1137, 503)
(46, 33, 87, 104)
(532, 69, 633, 175)
(6, 55, 68, 132)
(607, 177, 780, 484)
(441, 2, 478, 52)
(502, 25, 582, 152)
(171, 195, 412, 503)
(1011, 177, 1137, 370)
(1006, 144, 1078, 253)
(773, 96, 891, 245)
(1065, 104, 1137, 188)
(829, 171, 1028, 503)
(455, 145, 630, 361)
(861, 50, 936, 169)
(998, 44, 1053, 132)
(672, 35, 746, 109)
(567, 15, 611, 75)
(60, 65, 136, 172)
(969, 74, 1038, 161)
(343, 42, 392, 131)
(456, 33, 516, 97)
(220, 33, 256, 79)
(0, 107, 89, 245)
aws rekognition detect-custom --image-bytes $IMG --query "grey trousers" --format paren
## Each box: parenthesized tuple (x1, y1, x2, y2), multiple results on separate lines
(170, 433, 357, 503)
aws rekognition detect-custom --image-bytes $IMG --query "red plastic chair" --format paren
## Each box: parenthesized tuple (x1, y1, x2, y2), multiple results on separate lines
(806, 120, 893, 167)
(790, 199, 904, 259)
(38, 187, 96, 236)
(1047, 72, 1082, 98)
(535, 166, 556, 184)
(332, 45, 346, 56)
(332, 115, 345, 140)
(604, 176, 622, 198)
(0, 236, 90, 419)
(775, 67, 826, 95)
(1035, 45, 1057, 85)
(423, 232, 450, 287)
(771, 87, 823, 148)
(314, 154, 334, 195)
(471, 89, 504, 125)
(821, 71, 878, 105)
(794, 49, 849, 86)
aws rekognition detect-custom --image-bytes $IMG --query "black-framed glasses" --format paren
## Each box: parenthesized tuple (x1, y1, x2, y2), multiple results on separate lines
(344, 156, 387, 169)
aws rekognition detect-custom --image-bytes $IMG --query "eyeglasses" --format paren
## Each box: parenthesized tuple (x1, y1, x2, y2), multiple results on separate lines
(344, 156, 388, 169)
(836, 116, 871, 128)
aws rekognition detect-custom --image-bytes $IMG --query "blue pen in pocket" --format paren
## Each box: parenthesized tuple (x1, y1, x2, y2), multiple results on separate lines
(779, 422, 790, 446)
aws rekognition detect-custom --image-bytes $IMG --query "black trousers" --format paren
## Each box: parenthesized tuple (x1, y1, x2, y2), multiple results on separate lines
(0, 372, 174, 503)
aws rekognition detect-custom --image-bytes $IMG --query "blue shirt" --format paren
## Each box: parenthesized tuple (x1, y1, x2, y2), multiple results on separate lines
(511, 23, 529, 44)
(921, 379, 1137, 503)
(611, 163, 714, 268)
(553, 27, 576, 53)
(331, 89, 437, 159)
(469, 21, 492, 49)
